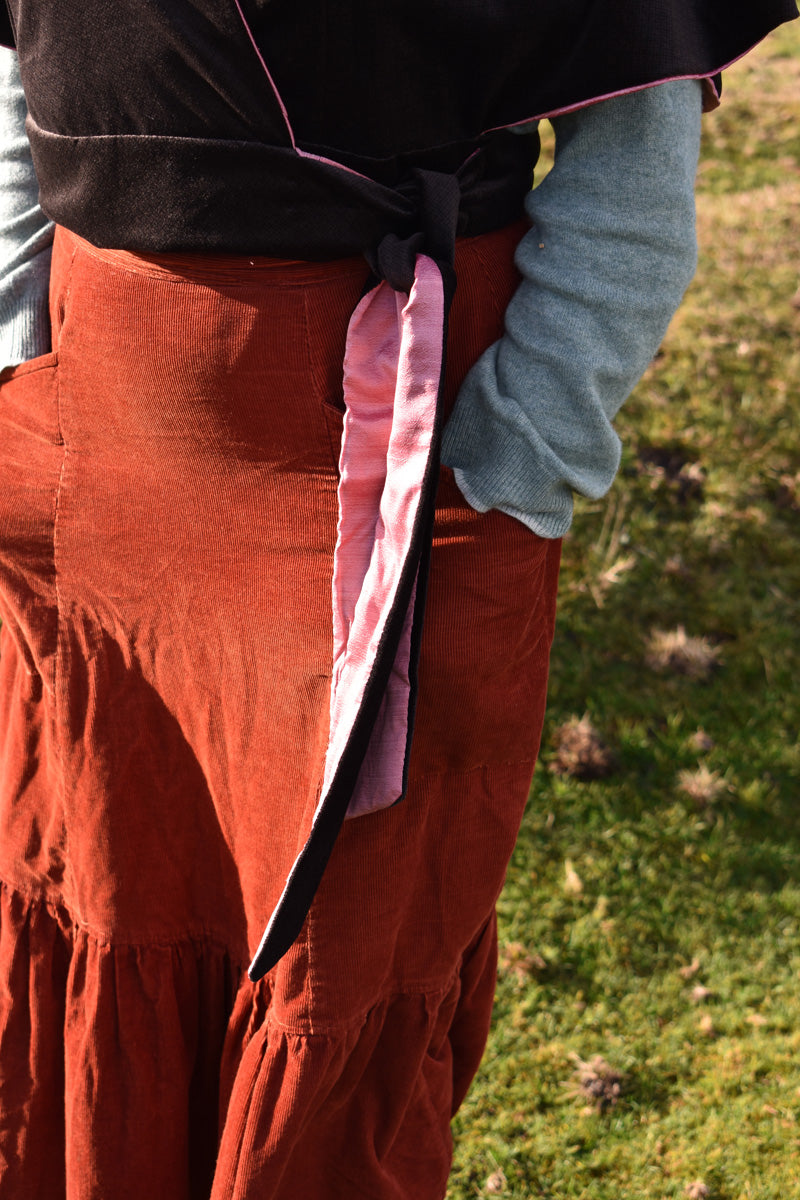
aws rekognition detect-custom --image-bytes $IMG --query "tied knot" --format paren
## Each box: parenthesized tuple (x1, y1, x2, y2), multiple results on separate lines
(367, 168, 461, 293)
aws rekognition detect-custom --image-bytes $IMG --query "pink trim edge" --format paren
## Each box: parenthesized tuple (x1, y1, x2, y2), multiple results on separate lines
(485, 71, 716, 130)
(232, 0, 372, 180)
(231, 0, 296, 149)
(296, 149, 373, 181)
(489, 34, 785, 130)
(324, 255, 444, 819)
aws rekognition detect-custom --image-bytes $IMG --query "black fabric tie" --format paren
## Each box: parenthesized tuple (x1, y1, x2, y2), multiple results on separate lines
(248, 170, 462, 981)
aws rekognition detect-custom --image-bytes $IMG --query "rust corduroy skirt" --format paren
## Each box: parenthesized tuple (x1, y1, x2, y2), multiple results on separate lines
(0, 222, 561, 1199)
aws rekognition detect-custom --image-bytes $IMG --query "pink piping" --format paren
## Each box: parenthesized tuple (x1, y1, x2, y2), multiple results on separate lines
(295, 148, 373, 181)
(233, 0, 373, 180)
(484, 72, 717, 129)
(231, 0, 296, 148)
(487, 35, 785, 131)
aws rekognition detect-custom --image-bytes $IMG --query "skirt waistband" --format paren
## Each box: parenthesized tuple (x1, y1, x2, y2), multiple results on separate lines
(58, 227, 369, 287)
(56, 221, 528, 289)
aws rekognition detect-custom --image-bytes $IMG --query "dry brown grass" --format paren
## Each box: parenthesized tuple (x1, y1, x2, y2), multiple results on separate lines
(549, 714, 615, 779)
(565, 1054, 625, 1114)
(645, 627, 722, 680)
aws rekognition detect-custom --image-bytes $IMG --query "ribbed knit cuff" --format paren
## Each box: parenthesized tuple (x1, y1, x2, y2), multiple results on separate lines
(0, 254, 53, 365)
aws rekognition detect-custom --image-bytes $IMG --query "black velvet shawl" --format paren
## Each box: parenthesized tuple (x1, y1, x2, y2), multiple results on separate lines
(0, 0, 796, 255)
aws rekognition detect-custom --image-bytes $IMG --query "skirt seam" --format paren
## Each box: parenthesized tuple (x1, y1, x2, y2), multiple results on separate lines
(51, 240, 76, 900)
(0, 874, 249, 962)
(266, 974, 459, 1040)
(407, 755, 538, 787)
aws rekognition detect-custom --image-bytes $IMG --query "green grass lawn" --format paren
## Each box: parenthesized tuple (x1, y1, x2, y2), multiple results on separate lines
(448, 24, 800, 1200)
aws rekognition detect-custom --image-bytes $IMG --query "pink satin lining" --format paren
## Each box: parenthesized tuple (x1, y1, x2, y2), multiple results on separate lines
(324, 254, 443, 818)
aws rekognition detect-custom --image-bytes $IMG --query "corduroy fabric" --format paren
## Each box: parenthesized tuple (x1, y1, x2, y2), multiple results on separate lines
(0, 220, 560, 1199)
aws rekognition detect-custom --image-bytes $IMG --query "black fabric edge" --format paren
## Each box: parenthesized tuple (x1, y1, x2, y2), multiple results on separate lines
(397, 263, 456, 803)
(0, 1, 14, 47)
(248, 263, 454, 982)
(504, 69, 723, 126)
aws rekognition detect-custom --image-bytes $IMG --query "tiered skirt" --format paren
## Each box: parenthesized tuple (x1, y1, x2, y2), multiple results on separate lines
(0, 222, 560, 1198)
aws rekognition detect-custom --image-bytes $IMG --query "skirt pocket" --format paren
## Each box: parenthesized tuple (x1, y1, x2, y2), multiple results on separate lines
(321, 395, 345, 476)
(0, 350, 59, 385)
(0, 354, 62, 684)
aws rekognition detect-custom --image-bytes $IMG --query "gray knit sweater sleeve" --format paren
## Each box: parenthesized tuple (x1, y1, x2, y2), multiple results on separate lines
(441, 79, 703, 538)
(0, 46, 54, 368)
